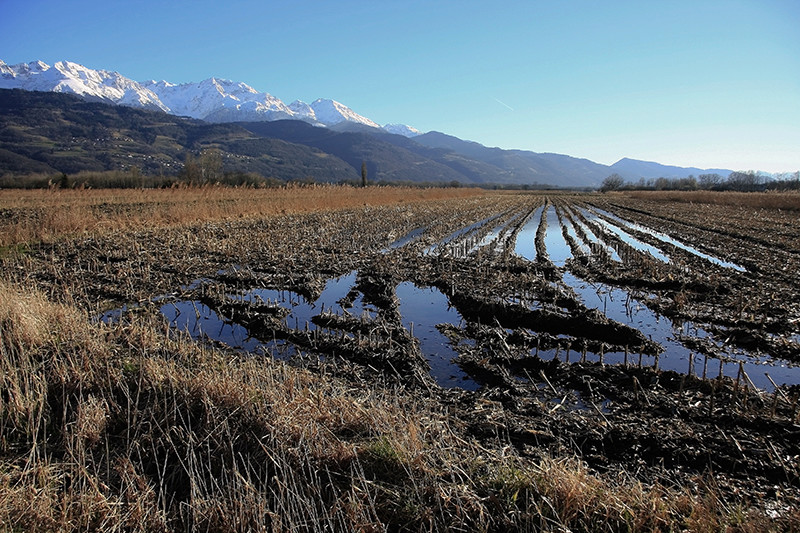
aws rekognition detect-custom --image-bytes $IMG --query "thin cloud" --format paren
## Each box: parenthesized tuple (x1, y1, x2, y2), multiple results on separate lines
(493, 97, 515, 111)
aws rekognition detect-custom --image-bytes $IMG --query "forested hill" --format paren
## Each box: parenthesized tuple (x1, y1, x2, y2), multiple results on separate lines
(0, 89, 358, 183)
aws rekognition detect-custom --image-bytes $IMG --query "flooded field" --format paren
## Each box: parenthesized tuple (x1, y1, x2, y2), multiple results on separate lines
(10, 191, 800, 510)
(131, 196, 799, 393)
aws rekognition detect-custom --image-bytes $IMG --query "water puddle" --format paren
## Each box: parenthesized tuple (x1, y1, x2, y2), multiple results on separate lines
(103, 212, 795, 394)
(108, 270, 479, 390)
(424, 214, 502, 257)
(396, 282, 479, 390)
(591, 207, 746, 272)
(561, 272, 797, 390)
(469, 212, 524, 255)
(158, 272, 369, 359)
(385, 226, 427, 250)
(566, 210, 621, 261)
(160, 300, 267, 354)
(542, 205, 573, 266)
(513, 206, 545, 261)
(582, 209, 670, 263)
(560, 215, 592, 256)
(241, 271, 375, 329)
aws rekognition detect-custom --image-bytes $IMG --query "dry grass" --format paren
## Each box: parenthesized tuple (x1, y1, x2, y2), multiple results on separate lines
(621, 190, 800, 210)
(0, 184, 485, 247)
(0, 278, 791, 532)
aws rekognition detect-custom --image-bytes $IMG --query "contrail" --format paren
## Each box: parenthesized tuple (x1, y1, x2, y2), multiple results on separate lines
(493, 97, 515, 111)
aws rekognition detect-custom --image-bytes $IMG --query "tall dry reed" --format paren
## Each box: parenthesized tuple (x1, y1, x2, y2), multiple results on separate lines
(623, 190, 800, 210)
(0, 184, 486, 247)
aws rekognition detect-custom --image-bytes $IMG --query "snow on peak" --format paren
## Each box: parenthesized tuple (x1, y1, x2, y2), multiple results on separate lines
(383, 123, 421, 137)
(0, 59, 420, 133)
(310, 98, 380, 128)
(141, 77, 291, 121)
(0, 59, 167, 111)
(288, 100, 317, 122)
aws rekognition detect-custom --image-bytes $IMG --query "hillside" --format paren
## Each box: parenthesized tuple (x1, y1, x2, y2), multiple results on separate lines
(0, 89, 357, 182)
(239, 120, 482, 184)
(412, 131, 610, 188)
(610, 157, 732, 181)
(0, 89, 602, 186)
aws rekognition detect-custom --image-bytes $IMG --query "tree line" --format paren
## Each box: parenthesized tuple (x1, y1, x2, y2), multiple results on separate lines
(600, 170, 800, 193)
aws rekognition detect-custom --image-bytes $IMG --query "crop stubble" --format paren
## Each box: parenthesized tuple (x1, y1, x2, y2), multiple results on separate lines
(2, 188, 800, 526)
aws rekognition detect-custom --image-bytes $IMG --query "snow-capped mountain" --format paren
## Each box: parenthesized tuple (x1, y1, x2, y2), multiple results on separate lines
(139, 77, 295, 123)
(0, 60, 168, 111)
(287, 100, 316, 122)
(306, 98, 380, 128)
(383, 123, 422, 137)
(0, 59, 419, 135)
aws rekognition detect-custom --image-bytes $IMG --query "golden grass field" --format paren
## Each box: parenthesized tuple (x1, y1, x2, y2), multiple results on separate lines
(0, 184, 484, 247)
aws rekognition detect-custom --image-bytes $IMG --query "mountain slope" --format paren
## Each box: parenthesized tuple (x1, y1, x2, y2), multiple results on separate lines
(0, 89, 594, 186)
(240, 120, 473, 184)
(413, 131, 609, 187)
(1, 59, 742, 187)
(0, 89, 357, 181)
(610, 157, 732, 180)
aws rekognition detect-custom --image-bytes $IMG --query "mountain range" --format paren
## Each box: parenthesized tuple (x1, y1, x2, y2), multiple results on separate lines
(0, 59, 734, 186)
(0, 60, 418, 135)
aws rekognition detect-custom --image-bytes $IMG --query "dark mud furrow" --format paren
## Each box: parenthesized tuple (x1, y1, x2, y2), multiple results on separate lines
(555, 205, 588, 261)
(500, 201, 544, 263)
(470, 206, 530, 258)
(585, 205, 747, 274)
(600, 200, 800, 257)
(561, 206, 800, 365)
(574, 210, 674, 288)
(585, 201, 799, 355)
(561, 203, 618, 263)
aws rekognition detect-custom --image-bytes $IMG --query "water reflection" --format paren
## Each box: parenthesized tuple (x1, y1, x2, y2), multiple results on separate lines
(513, 205, 545, 261)
(396, 282, 479, 390)
(590, 207, 746, 272)
(542, 205, 572, 266)
(582, 209, 671, 263)
(106, 212, 796, 393)
(561, 272, 794, 390)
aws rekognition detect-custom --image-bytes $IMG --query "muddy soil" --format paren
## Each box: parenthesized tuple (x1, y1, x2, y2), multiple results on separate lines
(5, 192, 800, 512)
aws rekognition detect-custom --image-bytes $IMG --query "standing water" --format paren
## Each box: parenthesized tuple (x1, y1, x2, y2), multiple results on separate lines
(513, 205, 545, 261)
(396, 282, 480, 390)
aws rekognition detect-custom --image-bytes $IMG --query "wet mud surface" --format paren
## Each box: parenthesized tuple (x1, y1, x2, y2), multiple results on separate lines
(8, 193, 800, 511)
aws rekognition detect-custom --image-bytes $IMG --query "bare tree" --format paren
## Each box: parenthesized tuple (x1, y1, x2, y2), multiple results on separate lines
(727, 171, 761, 192)
(698, 173, 723, 189)
(199, 149, 223, 183)
(600, 173, 624, 192)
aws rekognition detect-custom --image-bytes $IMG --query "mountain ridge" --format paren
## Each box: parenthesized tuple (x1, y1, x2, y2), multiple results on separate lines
(0, 59, 405, 134)
(611, 157, 732, 181)
(1, 58, 739, 185)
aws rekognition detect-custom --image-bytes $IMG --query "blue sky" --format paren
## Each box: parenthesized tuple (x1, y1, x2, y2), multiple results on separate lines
(2, 0, 798, 172)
